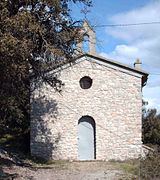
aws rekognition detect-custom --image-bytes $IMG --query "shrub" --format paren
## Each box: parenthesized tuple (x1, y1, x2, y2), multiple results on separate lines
(140, 148, 160, 179)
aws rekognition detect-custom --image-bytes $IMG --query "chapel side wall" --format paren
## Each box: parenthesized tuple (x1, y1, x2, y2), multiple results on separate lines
(30, 57, 143, 161)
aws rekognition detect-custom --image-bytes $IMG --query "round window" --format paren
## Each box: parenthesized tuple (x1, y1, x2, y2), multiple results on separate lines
(80, 76, 92, 89)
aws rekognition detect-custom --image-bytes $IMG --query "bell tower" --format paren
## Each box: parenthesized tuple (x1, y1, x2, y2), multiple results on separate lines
(76, 21, 98, 56)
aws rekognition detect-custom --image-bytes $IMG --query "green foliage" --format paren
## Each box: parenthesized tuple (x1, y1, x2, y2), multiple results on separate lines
(141, 102, 160, 179)
(142, 108, 160, 146)
(0, 0, 92, 135)
(0, 132, 30, 154)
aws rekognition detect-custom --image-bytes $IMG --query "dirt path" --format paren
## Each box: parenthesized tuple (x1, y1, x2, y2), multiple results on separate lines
(1, 160, 137, 180)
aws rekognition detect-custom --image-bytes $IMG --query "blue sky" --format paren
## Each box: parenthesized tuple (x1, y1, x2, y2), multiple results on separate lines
(70, 0, 160, 113)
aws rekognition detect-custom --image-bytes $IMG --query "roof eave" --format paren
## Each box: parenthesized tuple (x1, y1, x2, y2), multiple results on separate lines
(74, 52, 149, 86)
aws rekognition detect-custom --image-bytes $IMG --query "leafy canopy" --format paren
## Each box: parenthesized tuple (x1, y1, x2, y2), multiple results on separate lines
(0, 0, 92, 133)
(142, 108, 160, 146)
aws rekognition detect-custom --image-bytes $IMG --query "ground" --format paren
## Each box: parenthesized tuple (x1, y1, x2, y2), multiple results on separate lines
(0, 153, 139, 180)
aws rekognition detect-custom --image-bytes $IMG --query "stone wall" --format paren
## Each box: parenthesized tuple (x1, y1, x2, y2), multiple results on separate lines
(30, 55, 143, 161)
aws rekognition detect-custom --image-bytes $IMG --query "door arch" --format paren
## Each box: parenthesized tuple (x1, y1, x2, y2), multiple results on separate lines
(78, 116, 96, 160)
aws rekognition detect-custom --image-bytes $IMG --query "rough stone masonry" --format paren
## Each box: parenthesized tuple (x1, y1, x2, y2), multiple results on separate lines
(30, 53, 148, 161)
(30, 21, 148, 161)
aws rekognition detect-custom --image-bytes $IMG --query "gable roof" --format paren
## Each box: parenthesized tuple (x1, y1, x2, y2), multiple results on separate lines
(47, 52, 148, 87)
(75, 52, 148, 75)
(73, 52, 149, 87)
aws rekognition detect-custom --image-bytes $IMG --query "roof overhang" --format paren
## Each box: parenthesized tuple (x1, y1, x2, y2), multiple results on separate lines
(46, 52, 149, 87)
(73, 53, 149, 87)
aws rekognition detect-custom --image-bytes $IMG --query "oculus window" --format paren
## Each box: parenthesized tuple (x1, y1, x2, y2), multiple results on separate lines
(80, 76, 92, 89)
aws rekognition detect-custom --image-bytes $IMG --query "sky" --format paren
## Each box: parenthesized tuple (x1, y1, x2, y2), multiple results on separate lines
(70, 0, 160, 113)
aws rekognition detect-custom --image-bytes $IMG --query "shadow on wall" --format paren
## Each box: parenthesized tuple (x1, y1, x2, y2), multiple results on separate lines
(31, 95, 61, 160)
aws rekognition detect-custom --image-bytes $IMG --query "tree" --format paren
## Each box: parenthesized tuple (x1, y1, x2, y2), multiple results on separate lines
(142, 108, 160, 146)
(141, 103, 160, 179)
(0, 0, 92, 134)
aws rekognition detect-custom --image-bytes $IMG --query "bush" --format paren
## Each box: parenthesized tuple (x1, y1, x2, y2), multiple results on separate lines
(140, 148, 160, 179)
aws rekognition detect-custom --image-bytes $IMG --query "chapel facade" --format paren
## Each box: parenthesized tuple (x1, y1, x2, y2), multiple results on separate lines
(30, 21, 149, 161)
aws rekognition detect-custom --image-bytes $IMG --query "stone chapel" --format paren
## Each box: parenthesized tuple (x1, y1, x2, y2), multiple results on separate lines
(30, 21, 149, 161)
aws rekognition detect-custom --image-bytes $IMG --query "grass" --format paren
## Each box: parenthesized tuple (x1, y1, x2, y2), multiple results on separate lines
(0, 132, 70, 171)
(27, 156, 69, 168)
(2, 132, 159, 179)
(110, 159, 139, 177)
(0, 133, 140, 173)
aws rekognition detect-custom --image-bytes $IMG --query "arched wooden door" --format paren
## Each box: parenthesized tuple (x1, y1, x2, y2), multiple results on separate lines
(78, 116, 95, 160)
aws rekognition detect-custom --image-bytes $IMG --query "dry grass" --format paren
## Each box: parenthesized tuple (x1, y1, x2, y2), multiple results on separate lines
(110, 159, 139, 177)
